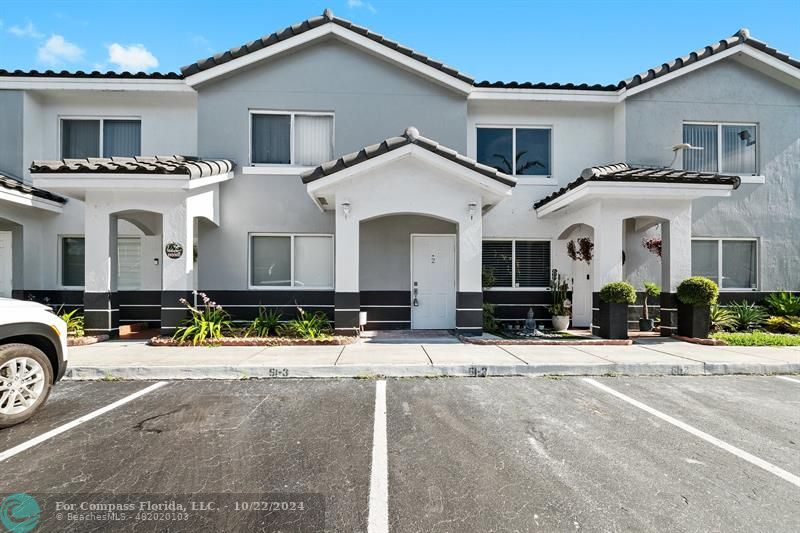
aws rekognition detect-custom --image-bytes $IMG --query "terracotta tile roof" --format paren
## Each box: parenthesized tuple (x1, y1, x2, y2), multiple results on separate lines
(301, 126, 516, 187)
(29, 156, 234, 179)
(533, 163, 741, 209)
(0, 69, 182, 79)
(0, 172, 66, 204)
(181, 8, 473, 84)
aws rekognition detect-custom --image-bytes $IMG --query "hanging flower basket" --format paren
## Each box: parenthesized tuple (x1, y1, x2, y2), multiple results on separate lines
(642, 237, 662, 258)
(566, 237, 594, 263)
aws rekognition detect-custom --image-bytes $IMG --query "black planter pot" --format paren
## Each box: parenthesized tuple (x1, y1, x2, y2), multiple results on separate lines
(598, 302, 629, 339)
(677, 303, 711, 338)
(639, 318, 655, 332)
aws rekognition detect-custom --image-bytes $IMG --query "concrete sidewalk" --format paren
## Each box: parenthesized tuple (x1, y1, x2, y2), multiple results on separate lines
(64, 338, 800, 379)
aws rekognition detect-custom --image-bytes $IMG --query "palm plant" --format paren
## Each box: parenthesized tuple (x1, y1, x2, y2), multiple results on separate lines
(765, 292, 800, 316)
(727, 301, 768, 331)
(57, 307, 85, 337)
(709, 304, 736, 332)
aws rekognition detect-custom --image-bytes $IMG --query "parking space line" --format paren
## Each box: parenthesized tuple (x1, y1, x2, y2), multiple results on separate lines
(368, 380, 388, 533)
(776, 376, 800, 384)
(583, 378, 800, 488)
(0, 381, 168, 463)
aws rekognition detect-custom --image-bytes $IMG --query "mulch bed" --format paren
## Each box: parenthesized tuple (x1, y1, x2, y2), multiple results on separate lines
(672, 335, 726, 346)
(147, 336, 358, 347)
(460, 336, 633, 346)
(68, 335, 109, 347)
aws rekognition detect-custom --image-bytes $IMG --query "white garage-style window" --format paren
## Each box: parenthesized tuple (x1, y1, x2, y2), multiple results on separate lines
(249, 234, 334, 289)
(476, 126, 552, 176)
(60, 236, 85, 288)
(117, 237, 142, 290)
(691, 238, 758, 290)
(482, 239, 551, 289)
(250, 111, 334, 166)
(683, 122, 758, 175)
(60, 118, 141, 159)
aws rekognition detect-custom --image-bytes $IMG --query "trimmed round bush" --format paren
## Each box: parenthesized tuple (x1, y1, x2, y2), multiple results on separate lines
(599, 282, 637, 304)
(677, 276, 719, 306)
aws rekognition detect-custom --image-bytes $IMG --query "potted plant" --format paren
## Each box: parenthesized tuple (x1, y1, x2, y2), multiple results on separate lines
(597, 281, 636, 339)
(639, 282, 661, 331)
(548, 270, 570, 331)
(676, 276, 719, 338)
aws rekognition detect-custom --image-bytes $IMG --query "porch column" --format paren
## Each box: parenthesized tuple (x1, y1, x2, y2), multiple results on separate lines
(456, 208, 483, 335)
(83, 203, 119, 337)
(334, 204, 360, 335)
(591, 216, 623, 336)
(660, 205, 692, 336)
(160, 201, 194, 335)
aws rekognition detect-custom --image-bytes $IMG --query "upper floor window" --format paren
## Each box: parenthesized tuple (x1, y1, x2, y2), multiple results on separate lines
(61, 118, 141, 159)
(476, 127, 551, 176)
(482, 239, 551, 288)
(250, 111, 333, 166)
(683, 123, 758, 175)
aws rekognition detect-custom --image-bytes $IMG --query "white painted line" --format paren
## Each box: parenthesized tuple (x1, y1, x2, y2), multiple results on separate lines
(368, 380, 389, 533)
(0, 381, 168, 463)
(776, 376, 800, 384)
(583, 378, 800, 488)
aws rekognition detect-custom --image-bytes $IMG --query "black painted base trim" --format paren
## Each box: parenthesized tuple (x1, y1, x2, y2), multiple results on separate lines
(84, 292, 119, 338)
(660, 292, 678, 337)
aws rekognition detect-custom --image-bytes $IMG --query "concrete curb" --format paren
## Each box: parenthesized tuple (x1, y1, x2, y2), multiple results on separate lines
(63, 360, 800, 380)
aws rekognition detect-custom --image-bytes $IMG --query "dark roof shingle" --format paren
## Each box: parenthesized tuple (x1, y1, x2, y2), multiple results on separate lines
(301, 126, 516, 187)
(0, 173, 66, 204)
(533, 163, 741, 209)
(0, 69, 181, 80)
(30, 155, 234, 179)
(181, 8, 473, 84)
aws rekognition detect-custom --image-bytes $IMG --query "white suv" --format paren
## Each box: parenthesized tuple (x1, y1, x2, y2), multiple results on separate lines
(0, 298, 68, 428)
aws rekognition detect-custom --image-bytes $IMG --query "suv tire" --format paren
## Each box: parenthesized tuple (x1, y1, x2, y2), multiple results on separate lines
(0, 343, 54, 429)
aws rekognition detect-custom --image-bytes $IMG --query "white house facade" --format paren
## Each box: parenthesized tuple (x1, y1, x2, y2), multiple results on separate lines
(0, 9, 797, 337)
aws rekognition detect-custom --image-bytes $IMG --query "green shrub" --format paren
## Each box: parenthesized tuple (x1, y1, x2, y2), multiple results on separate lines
(709, 305, 736, 333)
(57, 307, 85, 337)
(549, 270, 570, 315)
(245, 307, 283, 337)
(727, 301, 768, 331)
(173, 293, 233, 345)
(599, 282, 636, 305)
(765, 315, 800, 334)
(764, 292, 800, 317)
(711, 331, 800, 346)
(482, 268, 496, 290)
(677, 277, 719, 306)
(277, 307, 332, 339)
(482, 302, 498, 332)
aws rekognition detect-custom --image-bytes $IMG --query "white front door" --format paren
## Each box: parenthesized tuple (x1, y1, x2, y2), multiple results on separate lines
(0, 232, 12, 298)
(571, 259, 592, 328)
(411, 234, 456, 329)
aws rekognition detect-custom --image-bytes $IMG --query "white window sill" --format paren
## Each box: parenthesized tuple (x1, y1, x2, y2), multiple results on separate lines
(242, 166, 315, 176)
(736, 175, 765, 184)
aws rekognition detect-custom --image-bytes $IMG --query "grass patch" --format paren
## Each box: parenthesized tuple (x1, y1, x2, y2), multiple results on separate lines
(711, 331, 800, 346)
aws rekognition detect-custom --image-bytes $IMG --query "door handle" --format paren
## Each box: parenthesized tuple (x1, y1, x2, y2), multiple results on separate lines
(413, 283, 419, 306)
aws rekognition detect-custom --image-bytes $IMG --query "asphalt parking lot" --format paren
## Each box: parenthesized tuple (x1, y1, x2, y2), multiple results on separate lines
(0, 376, 798, 532)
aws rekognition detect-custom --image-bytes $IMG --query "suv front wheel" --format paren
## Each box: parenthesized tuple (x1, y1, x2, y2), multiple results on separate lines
(0, 343, 54, 428)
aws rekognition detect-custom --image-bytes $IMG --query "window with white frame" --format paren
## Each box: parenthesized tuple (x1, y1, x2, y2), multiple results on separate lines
(250, 111, 334, 166)
(117, 237, 142, 290)
(61, 118, 141, 159)
(691, 238, 758, 290)
(250, 234, 334, 288)
(61, 236, 85, 287)
(482, 240, 551, 288)
(683, 122, 758, 175)
(476, 126, 551, 176)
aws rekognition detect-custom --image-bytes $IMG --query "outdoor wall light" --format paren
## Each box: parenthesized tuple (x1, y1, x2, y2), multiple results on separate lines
(468, 202, 478, 220)
(342, 201, 351, 219)
(153, 258, 160, 266)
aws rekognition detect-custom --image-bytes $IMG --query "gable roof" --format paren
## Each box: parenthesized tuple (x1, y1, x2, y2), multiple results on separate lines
(533, 163, 740, 210)
(181, 8, 473, 86)
(301, 126, 516, 187)
(0, 172, 66, 204)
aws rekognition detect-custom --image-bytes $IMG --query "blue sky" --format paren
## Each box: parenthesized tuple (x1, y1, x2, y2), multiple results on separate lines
(0, 0, 798, 84)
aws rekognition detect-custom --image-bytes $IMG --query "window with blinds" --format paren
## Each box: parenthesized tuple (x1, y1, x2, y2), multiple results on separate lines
(483, 240, 551, 288)
(251, 111, 333, 166)
(61, 118, 141, 159)
(683, 123, 758, 175)
(117, 237, 142, 290)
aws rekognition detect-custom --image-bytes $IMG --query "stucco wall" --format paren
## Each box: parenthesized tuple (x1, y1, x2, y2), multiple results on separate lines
(360, 215, 456, 291)
(0, 90, 24, 179)
(196, 38, 467, 289)
(626, 58, 800, 290)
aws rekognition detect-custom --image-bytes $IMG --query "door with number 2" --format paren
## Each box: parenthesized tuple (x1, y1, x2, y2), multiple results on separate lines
(411, 234, 456, 330)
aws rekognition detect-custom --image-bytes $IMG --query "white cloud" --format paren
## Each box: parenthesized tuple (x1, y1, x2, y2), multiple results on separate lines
(106, 43, 159, 71)
(347, 0, 377, 13)
(9, 21, 44, 39)
(37, 34, 84, 65)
